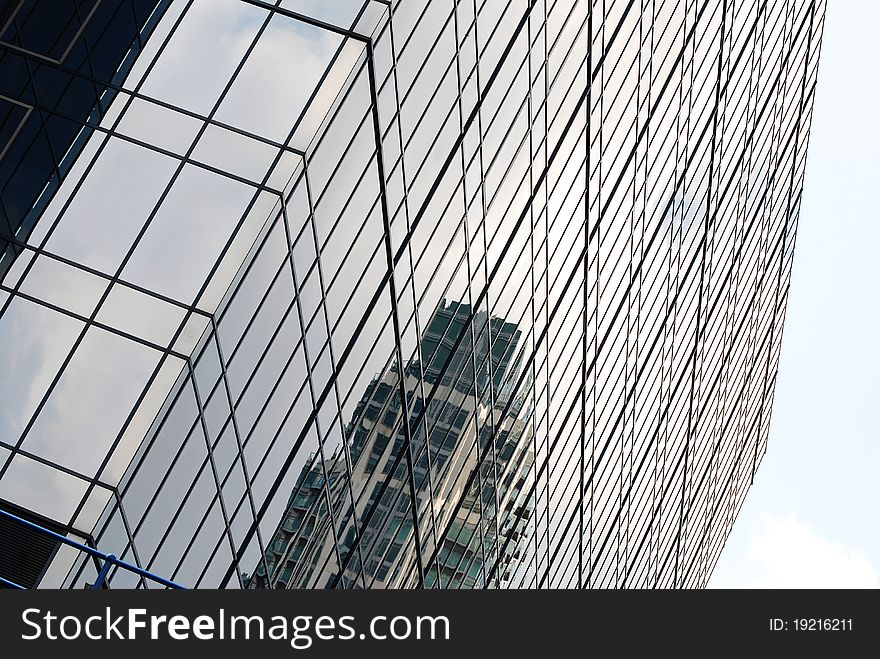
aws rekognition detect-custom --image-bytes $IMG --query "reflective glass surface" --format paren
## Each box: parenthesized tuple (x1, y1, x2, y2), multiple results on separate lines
(0, 0, 825, 589)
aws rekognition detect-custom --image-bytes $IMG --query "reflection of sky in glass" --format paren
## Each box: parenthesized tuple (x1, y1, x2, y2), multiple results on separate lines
(1, 0, 375, 526)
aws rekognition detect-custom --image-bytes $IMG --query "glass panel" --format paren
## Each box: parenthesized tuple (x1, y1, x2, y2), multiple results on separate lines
(214, 14, 342, 145)
(18, 255, 110, 318)
(138, 0, 268, 116)
(0, 453, 88, 522)
(116, 98, 203, 156)
(199, 191, 283, 314)
(22, 325, 160, 477)
(96, 283, 187, 348)
(45, 138, 179, 274)
(73, 485, 114, 536)
(121, 164, 255, 304)
(0, 296, 83, 441)
(100, 354, 187, 486)
(191, 123, 279, 187)
(172, 313, 211, 357)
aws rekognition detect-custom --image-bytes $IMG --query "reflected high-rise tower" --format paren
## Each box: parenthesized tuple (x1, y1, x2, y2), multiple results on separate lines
(0, 0, 825, 589)
(248, 299, 534, 589)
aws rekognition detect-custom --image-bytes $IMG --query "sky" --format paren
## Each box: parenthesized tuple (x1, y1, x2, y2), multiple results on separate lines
(709, 0, 880, 588)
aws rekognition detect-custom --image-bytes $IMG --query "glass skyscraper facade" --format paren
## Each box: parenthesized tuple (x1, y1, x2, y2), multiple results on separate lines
(0, 0, 825, 589)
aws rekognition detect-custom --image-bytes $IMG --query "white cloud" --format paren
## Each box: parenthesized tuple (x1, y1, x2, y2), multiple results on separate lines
(717, 512, 878, 588)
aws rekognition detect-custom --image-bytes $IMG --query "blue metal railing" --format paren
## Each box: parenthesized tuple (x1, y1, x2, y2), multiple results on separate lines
(0, 508, 185, 589)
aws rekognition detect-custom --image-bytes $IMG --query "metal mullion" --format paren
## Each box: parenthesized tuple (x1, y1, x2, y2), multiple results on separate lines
(188, 0, 371, 320)
(460, 240, 600, 584)
(296, 487, 357, 589)
(0, 0, 25, 36)
(15, 61, 65, 240)
(144, 450, 234, 583)
(542, 355, 591, 583)
(471, 2, 528, 570)
(579, 0, 595, 588)
(205, 340, 366, 588)
(146, 441, 252, 585)
(624, 0, 654, 585)
(0, 303, 204, 551)
(388, 4, 546, 242)
(152, 333, 309, 565)
(349, 324, 477, 538)
(109, 348, 251, 587)
(116, 368, 208, 512)
(340, 332, 481, 583)
(103, 9, 310, 569)
(54, 0, 102, 65)
(548, 403, 600, 586)
(213, 201, 303, 331)
(65, 351, 180, 534)
(475, 23, 547, 192)
(263, 472, 334, 583)
(215, 262, 300, 406)
(520, 0, 546, 590)
(502, 147, 736, 584)
(64, 0, 119, 130)
(439, 502, 490, 588)
(162, 489, 228, 586)
(594, 0, 717, 228)
(549, 0, 567, 585)
(322, 413, 410, 587)
(481, 0, 591, 205)
(364, 490, 426, 588)
(290, 47, 374, 174)
(333, 309, 397, 421)
(483, 131, 585, 340)
(487, 368, 589, 583)
(696, 0, 759, 584)
(263, 461, 328, 587)
(190, 494, 251, 588)
(0, 437, 116, 495)
(219, 269, 401, 587)
(536, 0, 559, 585)
(126, 371, 235, 569)
(593, 421, 665, 585)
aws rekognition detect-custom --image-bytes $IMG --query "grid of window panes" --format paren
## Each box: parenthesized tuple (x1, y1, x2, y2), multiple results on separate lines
(0, 0, 824, 589)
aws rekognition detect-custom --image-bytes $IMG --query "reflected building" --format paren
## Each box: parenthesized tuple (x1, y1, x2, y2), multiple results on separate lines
(0, 0, 825, 589)
(248, 299, 534, 589)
